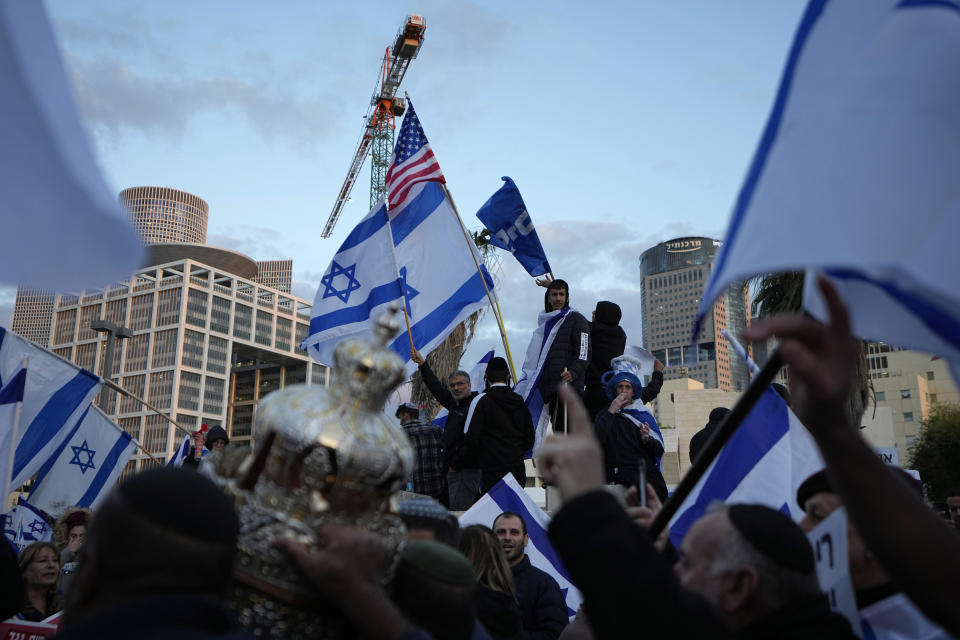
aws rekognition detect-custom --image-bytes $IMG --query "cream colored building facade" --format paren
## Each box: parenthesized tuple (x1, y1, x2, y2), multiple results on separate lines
(866, 346, 959, 458)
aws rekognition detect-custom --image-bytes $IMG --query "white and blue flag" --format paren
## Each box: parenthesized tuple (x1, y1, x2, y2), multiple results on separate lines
(668, 386, 823, 548)
(513, 308, 576, 456)
(304, 104, 494, 369)
(167, 434, 209, 467)
(0, 328, 101, 490)
(3, 497, 53, 553)
(476, 177, 552, 278)
(432, 349, 494, 429)
(459, 472, 582, 620)
(0, 2, 144, 291)
(29, 405, 136, 515)
(694, 0, 960, 383)
(620, 405, 664, 472)
(0, 365, 27, 497)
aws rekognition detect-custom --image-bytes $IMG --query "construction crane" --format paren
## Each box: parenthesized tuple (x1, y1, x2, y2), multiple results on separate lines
(321, 14, 426, 238)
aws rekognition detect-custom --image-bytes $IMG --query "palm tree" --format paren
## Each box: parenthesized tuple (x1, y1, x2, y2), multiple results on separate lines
(752, 271, 871, 426)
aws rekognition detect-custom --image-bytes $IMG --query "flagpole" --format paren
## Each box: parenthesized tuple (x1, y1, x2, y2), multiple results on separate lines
(441, 183, 519, 383)
(647, 349, 784, 539)
(382, 203, 416, 350)
(2, 357, 26, 505)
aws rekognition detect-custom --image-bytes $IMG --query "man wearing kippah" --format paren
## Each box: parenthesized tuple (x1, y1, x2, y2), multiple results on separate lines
(797, 469, 952, 639)
(450, 356, 535, 497)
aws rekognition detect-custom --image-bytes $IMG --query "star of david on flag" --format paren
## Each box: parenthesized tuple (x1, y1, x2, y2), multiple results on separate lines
(2, 497, 52, 552)
(303, 99, 493, 371)
(69, 440, 96, 474)
(320, 260, 362, 303)
(29, 405, 136, 515)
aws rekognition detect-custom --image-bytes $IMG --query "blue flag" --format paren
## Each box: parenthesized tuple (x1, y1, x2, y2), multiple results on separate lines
(0, 328, 101, 489)
(29, 405, 136, 515)
(476, 177, 551, 277)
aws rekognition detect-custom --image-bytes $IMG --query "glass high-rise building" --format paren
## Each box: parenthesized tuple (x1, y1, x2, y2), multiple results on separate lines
(639, 237, 751, 392)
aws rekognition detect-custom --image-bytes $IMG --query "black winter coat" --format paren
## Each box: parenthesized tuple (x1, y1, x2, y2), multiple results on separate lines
(584, 301, 626, 386)
(453, 385, 534, 492)
(418, 361, 478, 469)
(475, 585, 524, 640)
(593, 405, 668, 502)
(537, 310, 591, 401)
(511, 555, 568, 640)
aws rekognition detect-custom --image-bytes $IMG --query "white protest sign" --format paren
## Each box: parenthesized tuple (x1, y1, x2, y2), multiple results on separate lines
(874, 447, 899, 466)
(807, 507, 861, 638)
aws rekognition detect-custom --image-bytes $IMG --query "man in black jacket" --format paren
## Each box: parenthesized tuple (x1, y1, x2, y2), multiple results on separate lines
(411, 348, 479, 510)
(493, 511, 568, 640)
(584, 301, 626, 418)
(451, 357, 534, 494)
(536, 278, 590, 433)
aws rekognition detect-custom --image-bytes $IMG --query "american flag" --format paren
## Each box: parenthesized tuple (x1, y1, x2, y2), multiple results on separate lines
(385, 99, 445, 212)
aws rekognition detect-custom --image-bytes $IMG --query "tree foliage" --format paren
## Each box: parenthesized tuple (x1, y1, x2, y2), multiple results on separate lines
(908, 403, 960, 503)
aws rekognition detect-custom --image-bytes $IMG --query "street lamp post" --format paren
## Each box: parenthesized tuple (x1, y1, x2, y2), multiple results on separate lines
(91, 319, 133, 411)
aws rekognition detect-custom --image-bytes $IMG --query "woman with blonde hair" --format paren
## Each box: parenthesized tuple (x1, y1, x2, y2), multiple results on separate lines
(17, 541, 64, 621)
(459, 524, 523, 640)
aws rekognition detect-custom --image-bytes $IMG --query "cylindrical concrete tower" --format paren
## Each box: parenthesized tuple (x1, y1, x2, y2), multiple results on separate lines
(119, 186, 209, 245)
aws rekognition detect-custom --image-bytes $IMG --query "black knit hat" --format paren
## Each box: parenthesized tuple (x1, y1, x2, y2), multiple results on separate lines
(727, 503, 814, 573)
(395, 402, 420, 419)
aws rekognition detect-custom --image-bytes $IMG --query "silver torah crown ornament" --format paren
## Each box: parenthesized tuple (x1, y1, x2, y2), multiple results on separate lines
(223, 305, 414, 639)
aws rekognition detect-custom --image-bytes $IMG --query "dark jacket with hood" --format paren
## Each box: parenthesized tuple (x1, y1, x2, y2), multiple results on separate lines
(537, 281, 591, 401)
(585, 301, 626, 387)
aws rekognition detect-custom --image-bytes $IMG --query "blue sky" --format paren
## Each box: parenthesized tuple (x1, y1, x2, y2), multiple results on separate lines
(1, 0, 807, 367)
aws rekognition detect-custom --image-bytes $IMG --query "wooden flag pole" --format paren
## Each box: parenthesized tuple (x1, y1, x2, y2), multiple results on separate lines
(647, 349, 784, 539)
(442, 183, 519, 383)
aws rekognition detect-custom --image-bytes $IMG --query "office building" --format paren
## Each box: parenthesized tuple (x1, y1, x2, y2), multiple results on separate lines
(254, 259, 293, 293)
(119, 186, 209, 245)
(639, 237, 751, 392)
(10, 287, 54, 346)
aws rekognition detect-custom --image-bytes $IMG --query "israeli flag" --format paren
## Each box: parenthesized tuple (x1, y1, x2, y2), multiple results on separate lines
(0, 366, 26, 497)
(619, 406, 664, 472)
(432, 350, 494, 429)
(694, 0, 960, 383)
(513, 308, 574, 456)
(167, 434, 209, 467)
(459, 473, 582, 620)
(29, 405, 136, 515)
(476, 177, 552, 278)
(3, 497, 53, 553)
(0, 2, 144, 291)
(0, 328, 101, 490)
(304, 182, 494, 369)
(668, 387, 823, 548)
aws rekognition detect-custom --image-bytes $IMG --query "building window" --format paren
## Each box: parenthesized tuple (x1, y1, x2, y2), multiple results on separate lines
(148, 370, 174, 409)
(926, 371, 935, 381)
(124, 333, 150, 372)
(903, 412, 914, 422)
(255, 311, 273, 347)
(143, 414, 169, 456)
(119, 375, 145, 413)
(234, 303, 252, 340)
(230, 404, 254, 439)
(204, 376, 225, 414)
(900, 389, 911, 399)
(53, 309, 77, 345)
(275, 317, 292, 351)
(78, 305, 101, 341)
(186, 289, 208, 328)
(178, 371, 202, 411)
(129, 294, 154, 330)
(875, 391, 885, 402)
(156, 288, 182, 326)
(211, 296, 231, 334)
(152, 329, 178, 368)
(182, 329, 205, 369)
(207, 336, 228, 374)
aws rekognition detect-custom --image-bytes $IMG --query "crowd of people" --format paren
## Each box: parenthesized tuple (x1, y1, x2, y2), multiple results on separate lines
(2, 277, 959, 639)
